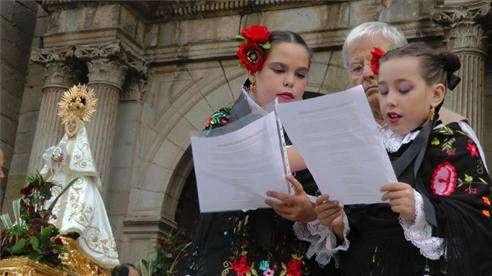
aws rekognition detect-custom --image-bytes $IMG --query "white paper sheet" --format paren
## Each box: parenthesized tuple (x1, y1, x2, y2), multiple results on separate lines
(276, 85, 397, 205)
(191, 112, 289, 213)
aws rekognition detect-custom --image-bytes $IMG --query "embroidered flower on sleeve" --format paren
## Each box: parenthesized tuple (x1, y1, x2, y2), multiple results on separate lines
(286, 258, 303, 276)
(231, 256, 252, 276)
(204, 107, 231, 131)
(482, 210, 490, 217)
(263, 269, 275, 276)
(466, 142, 479, 157)
(430, 162, 457, 196)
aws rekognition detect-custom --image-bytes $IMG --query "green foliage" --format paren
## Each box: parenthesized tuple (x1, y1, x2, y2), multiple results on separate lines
(136, 231, 191, 276)
(0, 173, 77, 267)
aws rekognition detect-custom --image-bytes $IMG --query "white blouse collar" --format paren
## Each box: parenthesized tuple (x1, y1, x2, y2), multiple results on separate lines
(379, 124, 420, 153)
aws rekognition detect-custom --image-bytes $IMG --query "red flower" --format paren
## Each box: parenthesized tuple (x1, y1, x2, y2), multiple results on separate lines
(286, 259, 303, 276)
(430, 162, 457, 196)
(241, 25, 271, 43)
(237, 42, 265, 73)
(231, 256, 251, 276)
(467, 143, 479, 157)
(370, 47, 386, 75)
(20, 186, 33, 196)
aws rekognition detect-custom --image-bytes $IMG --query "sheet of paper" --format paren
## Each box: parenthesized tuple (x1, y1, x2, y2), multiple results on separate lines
(276, 85, 397, 205)
(191, 112, 288, 213)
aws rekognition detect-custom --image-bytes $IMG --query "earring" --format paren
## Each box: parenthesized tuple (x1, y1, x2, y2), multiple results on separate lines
(427, 106, 435, 122)
(250, 81, 256, 95)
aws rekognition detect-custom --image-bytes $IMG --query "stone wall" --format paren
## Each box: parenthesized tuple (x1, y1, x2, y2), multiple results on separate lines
(0, 0, 39, 210)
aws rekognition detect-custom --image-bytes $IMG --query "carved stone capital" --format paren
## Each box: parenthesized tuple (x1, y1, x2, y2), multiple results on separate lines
(121, 77, 147, 102)
(432, 1, 490, 28)
(86, 59, 128, 90)
(74, 41, 121, 60)
(447, 23, 486, 51)
(432, 2, 490, 51)
(31, 46, 73, 65)
(74, 41, 148, 78)
(43, 62, 74, 87)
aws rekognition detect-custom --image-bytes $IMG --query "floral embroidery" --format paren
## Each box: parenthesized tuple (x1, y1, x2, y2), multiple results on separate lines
(204, 107, 232, 132)
(467, 142, 479, 157)
(482, 210, 490, 217)
(286, 257, 303, 276)
(483, 196, 491, 206)
(231, 256, 252, 276)
(431, 162, 457, 196)
(263, 269, 275, 276)
(370, 47, 385, 75)
(259, 260, 270, 271)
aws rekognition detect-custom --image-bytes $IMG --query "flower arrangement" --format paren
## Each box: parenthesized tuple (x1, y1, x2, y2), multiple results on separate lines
(236, 25, 271, 73)
(0, 173, 77, 267)
(136, 230, 191, 275)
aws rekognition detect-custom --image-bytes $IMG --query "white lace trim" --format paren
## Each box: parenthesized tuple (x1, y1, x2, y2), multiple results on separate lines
(399, 190, 444, 260)
(379, 125, 420, 153)
(293, 213, 350, 266)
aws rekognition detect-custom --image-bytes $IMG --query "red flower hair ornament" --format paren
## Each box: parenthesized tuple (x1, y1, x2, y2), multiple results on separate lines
(370, 47, 386, 75)
(236, 25, 271, 74)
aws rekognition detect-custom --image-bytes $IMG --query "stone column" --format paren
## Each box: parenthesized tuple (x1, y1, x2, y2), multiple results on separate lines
(28, 47, 74, 172)
(433, 2, 490, 140)
(74, 42, 127, 198)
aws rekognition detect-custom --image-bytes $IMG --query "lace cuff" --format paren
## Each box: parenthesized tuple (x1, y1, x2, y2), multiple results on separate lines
(399, 190, 444, 260)
(293, 213, 350, 266)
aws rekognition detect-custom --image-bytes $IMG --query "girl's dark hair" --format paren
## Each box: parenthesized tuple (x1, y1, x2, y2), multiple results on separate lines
(380, 42, 461, 88)
(269, 30, 313, 59)
(380, 42, 461, 119)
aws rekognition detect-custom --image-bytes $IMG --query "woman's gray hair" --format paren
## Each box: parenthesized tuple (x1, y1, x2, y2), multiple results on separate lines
(342, 21, 408, 69)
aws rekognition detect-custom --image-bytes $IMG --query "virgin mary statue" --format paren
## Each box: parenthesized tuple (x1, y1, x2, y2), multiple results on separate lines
(40, 84, 119, 269)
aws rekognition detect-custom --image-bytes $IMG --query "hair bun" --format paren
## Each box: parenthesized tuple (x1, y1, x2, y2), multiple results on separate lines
(440, 52, 461, 74)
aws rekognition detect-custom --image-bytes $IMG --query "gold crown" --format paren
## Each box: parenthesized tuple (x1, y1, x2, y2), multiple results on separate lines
(58, 84, 97, 125)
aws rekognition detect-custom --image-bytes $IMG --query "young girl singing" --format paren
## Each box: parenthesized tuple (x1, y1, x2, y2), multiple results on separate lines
(295, 43, 492, 276)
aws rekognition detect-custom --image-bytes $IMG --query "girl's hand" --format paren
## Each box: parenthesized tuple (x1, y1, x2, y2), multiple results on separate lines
(266, 175, 316, 223)
(380, 182, 416, 221)
(315, 195, 344, 238)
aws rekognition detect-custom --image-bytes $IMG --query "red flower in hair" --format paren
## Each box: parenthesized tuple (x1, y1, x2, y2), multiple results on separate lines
(231, 256, 252, 276)
(430, 162, 457, 196)
(241, 25, 271, 43)
(237, 42, 265, 73)
(370, 47, 386, 75)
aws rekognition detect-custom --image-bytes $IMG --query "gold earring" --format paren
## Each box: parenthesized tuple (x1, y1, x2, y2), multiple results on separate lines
(250, 81, 256, 95)
(427, 106, 435, 122)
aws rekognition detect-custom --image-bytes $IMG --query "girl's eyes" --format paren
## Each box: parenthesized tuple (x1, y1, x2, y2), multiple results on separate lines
(296, 72, 307, 79)
(398, 82, 413, 94)
(272, 68, 284, 73)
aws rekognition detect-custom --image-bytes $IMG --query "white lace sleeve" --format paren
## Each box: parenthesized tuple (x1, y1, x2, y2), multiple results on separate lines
(399, 190, 444, 260)
(293, 213, 350, 266)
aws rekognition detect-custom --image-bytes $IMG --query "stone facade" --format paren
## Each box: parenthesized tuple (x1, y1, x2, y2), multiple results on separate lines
(1, 0, 492, 264)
